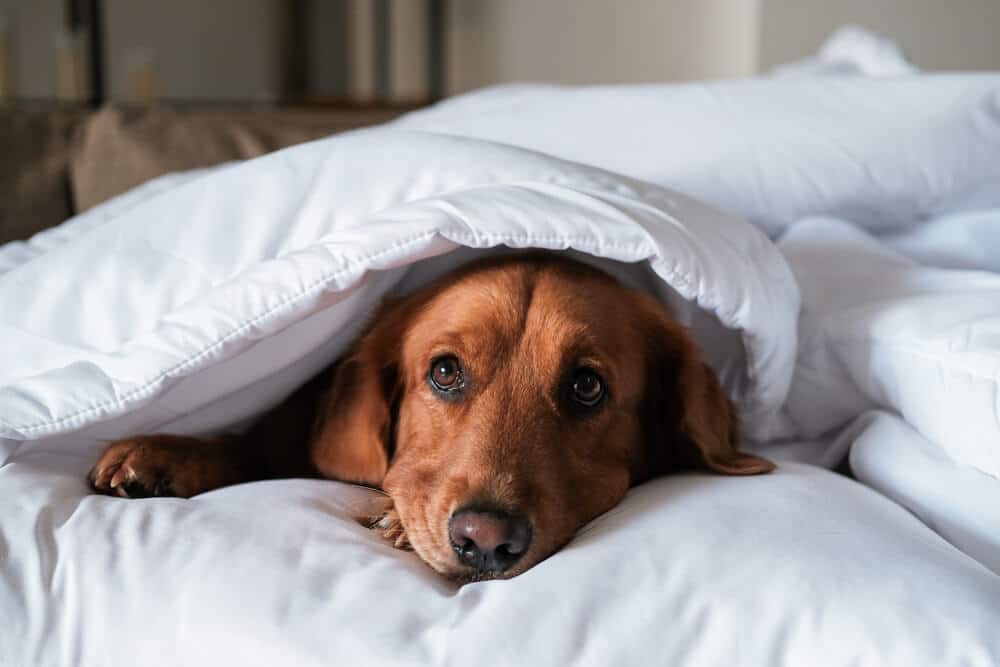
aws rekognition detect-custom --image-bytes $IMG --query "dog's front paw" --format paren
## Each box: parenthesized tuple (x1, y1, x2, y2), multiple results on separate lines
(88, 434, 237, 498)
(89, 437, 178, 498)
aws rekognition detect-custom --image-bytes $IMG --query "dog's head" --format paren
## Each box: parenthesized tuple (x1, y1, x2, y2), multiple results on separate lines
(311, 255, 773, 581)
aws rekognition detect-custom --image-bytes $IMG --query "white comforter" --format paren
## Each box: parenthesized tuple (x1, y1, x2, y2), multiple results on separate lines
(3, 57, 1000, 666)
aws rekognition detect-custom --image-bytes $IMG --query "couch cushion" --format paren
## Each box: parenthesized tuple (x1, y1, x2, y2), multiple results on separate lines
(0, 105, 89, 244)
(70, 105, 401, 212)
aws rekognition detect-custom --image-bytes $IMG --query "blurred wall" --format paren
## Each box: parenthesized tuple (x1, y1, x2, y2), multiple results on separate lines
(445, 0, 759, 94)
(759, 0, 1000, 71)
(1, 0, 759, 101)
(2, 0, 62, 99)
(104, 0, 284, 102)
(2, 0, 1000, 103)
(1, 0, 284, 102)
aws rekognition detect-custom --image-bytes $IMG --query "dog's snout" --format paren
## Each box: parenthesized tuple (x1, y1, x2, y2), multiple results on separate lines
(448, 507, 532, 573)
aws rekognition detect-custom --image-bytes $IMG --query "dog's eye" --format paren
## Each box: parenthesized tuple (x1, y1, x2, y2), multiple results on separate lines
(429, 355, 464, 392)
(570, 368, 605, 407)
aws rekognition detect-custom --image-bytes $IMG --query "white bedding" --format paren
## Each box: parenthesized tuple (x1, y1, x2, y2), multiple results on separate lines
(3, 45, 1000, 666)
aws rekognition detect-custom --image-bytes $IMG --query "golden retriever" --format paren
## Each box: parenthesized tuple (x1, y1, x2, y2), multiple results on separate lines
(89, 254, 774, 581)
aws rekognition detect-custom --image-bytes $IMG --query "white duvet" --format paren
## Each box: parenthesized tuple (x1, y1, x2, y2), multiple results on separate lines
(3, 46, 1000, 666)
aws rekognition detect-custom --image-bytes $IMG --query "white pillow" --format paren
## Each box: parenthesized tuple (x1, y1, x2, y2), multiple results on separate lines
(396, 74, 1000, 236)
(770, 26, 917, 78)
(3, 454, 998, 666)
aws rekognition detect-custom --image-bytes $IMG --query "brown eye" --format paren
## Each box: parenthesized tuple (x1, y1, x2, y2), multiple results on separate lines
(571, 368, 605, 407)
(429, 355, 463, 392)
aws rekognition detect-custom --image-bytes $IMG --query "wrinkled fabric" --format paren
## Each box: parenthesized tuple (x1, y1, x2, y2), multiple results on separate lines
(0, 130, 796, 447)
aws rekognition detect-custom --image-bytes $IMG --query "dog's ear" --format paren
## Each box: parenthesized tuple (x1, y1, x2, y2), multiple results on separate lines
(310, 297, 421, 488)
(638, 299, 775, 479)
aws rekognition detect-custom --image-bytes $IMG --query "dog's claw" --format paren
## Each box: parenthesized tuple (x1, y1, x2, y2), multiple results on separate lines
(109, 466, 130, 489)
(364, 505, 412, 551)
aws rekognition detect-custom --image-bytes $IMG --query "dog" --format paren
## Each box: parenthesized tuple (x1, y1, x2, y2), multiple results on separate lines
(89, 253, 774, 582)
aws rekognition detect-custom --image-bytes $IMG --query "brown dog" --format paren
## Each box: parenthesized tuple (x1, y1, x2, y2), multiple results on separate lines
(89, 254, 774, 581)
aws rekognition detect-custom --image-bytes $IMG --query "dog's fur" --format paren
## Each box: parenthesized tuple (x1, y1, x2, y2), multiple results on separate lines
(89, 254, 774, 580)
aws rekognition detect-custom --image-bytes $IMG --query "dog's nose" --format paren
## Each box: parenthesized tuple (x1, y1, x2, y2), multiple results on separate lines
(448, 507, 532, 573)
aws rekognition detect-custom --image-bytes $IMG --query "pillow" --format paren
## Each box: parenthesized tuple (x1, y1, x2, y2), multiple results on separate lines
(396, 74, 1000, 236)
(3, 455, 998, 665)
(769, 25, 917, 78)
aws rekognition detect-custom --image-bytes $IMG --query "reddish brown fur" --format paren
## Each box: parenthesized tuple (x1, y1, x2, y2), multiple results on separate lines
(89, 254, 774, 580)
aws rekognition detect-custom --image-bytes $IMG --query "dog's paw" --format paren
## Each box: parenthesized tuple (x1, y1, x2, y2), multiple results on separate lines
(89, 437, 184, 498)
(88, 435, 231, 498)
(364, 504, 412, 550)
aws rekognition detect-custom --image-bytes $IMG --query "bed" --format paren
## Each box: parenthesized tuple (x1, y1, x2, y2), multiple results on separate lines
(2, 37, 1000, 666)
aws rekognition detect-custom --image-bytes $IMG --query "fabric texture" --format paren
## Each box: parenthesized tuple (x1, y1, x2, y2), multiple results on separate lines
(4, 456, 998, 667)
(0, 130, 798, 449)
(778, 217, 1000, 478)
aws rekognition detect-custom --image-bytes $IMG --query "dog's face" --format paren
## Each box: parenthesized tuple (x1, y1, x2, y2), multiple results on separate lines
(311, 255, 773, 581)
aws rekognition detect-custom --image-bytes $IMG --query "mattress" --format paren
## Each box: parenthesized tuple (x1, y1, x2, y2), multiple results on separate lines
(3, 41, 1000, 666)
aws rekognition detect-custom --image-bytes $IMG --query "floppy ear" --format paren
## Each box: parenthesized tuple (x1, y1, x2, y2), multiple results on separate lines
(640, 303, 775, 478)
(309, 297, 420, 488)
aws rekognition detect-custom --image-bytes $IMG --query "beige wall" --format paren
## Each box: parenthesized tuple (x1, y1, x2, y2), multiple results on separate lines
(3, 0, 1000, 102)
(759, 0, 1000, 72)
(446, 0, 760, 94)
(0, 0, 284, 101)
(3, 0, 759, 101)
(2, 0, 62, 99)
(104, 0, 284, 102)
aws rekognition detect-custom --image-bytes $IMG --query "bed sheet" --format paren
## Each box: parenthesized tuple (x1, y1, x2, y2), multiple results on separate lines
(3, 449, 999, 666)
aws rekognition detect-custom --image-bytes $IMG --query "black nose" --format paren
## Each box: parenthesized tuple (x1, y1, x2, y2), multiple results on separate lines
(448, 507, 533, 573)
